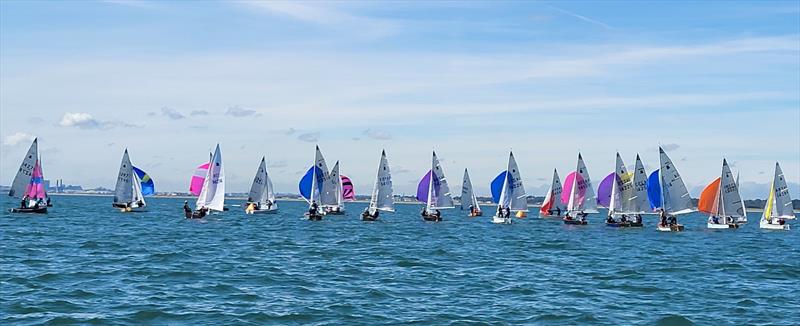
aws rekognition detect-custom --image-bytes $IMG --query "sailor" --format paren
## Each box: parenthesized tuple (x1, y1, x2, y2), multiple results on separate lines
(434, 209, 441, 218)
(421, 207, 428, 217)
(504, 206, 511, 219)
(606, 215, 615, 224)
(183, 201, 192, 215)
(266, 200, 272, 210)
(469, 204, 474, 215)
(620, 215, 628, 223)
(659, 210, 667, 226)
(496, 205, 503, 217)
(635, 214, 642, 224)
(309, 201, 319, 216)
(579, 212, 587, 222)
(46, 197, 51, 206)
(361, 207, 370, 219)
(555, 207, 562, 216)
(668, 215, 677, 226)
(20, 195, 28, 208)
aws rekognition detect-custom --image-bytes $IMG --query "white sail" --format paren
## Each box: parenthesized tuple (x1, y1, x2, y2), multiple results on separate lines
(315, 146, 337, 207)
(9, 138, 38, 198)
(369, 150, 394, 212)
(247, 157, 269, 205)
(196, 144, 225, 211)
(329, 161, 344, 208)
(132, 172, 145, 207)
(266, 172, 276, 204)
(113, 149, 134, 205)
(627, 154, 650, 214)
(577, 153, 597, 213)
(771, 163, 795, 218)
(659, 147, 693, 215)
(614, 153, 633, 213)
(429, 151, 454, 209)
(506, 152, 528, 212)
(719, 159, 746, 218)
(461, 168, 481, 212)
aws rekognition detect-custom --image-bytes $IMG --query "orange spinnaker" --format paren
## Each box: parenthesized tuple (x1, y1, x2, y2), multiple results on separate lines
(698, 177, 721, 214)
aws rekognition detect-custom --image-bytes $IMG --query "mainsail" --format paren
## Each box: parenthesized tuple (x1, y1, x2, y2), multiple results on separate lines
(247, 157, 270, 205)
(196, 144, 225, 211)
(491, 152, 527, 212)
(628, 155, 650, 214)
(329, 161, 344, 208)
(658, 147, 693, 215)
(113, 149, 145, 206)
(460, 168, 481, 212)
(315, 146, 337, 207)
(9, 138, 38, 198)
(763, 162, 796, 220)
(368, 150, 394, 213)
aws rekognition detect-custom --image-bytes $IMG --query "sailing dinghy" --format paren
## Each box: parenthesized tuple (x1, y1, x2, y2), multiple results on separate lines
(112, 149, 148, 212)
(417, 151, 454, 221)
(562, 153, 596, 225)
(188, 144, 225, 218)
(760, 162, 794, 230)
(362, 150, 394, 221)
(648, 147, 693, 231)
(299, 146, 334, 220)
(244, 157, 277, 214)
(490, 152, 527, 224)
(323, 161, 346, 215)
(597, 153, 643, 227)
(461, 168, 482, 217)
(8, 138, 48, 214)
(699, 159, 745, 229)
(540, 169, 566, 218)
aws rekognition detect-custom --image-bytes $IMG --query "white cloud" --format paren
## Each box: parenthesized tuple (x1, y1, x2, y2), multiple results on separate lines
(161, 107, 185, 120)
(363, 129, 391, 140)
(59, 112, 102, 129)
(3, 132, 35, 146)
(296, 132, 320, 142)
(225, 105, 259, 117)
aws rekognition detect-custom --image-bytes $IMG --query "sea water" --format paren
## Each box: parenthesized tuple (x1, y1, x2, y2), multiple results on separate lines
(2, 195, 798, 325)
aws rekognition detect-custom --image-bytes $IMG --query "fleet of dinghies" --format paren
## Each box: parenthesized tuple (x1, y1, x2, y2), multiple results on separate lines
(5, 139, 797, 231)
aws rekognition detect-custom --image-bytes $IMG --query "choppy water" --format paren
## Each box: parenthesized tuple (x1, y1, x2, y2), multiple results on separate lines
(2, 195, 799, 325)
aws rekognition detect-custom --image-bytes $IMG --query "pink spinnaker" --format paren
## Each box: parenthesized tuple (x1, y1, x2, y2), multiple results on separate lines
(560, 171, 586, 205)
(25, 159, 46, 199)
(189, 163, 210, 196)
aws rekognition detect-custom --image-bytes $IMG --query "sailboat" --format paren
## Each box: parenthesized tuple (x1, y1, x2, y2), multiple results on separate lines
(417, 151, 454, 221)
(188, 144, 225, 218)
(112, 149, 147, 212)
(760, 162, 794, 230)
(540, 168, 566, 217)
(699, 159, 745, 229)
(597, 153, 643, 227)
(324, 161, 346, 215)
(562, 153, 597, 225)
(647, 147, 693, 231)
(244, 157, 277, 214)
(362, 150, 394, 221)
(299, 146, 333, 220)
(461, 168, 482, 217)
(490, 151, 527, 224)
(8, 138, 48, 214)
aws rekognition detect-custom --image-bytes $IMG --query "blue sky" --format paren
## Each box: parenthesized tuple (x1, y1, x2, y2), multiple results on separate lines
(1, 0, 798, 198)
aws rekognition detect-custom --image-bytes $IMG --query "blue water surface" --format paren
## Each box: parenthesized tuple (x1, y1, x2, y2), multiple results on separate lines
(2, 195, 798, 325)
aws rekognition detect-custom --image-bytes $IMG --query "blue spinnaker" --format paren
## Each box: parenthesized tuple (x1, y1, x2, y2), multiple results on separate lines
(647, 170, 661, 210)
(132, 166, 155, 196)
(299, 166, 324, 201)
(490, 171, 508, 203)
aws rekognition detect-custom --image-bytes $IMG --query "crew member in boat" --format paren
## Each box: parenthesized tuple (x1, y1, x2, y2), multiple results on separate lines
(668, 215, 677, 226)
(555, 207, 561, 216)
(183, 201, 192, 215)
(620, 215, 628, 223)
(46, 197, 51, 207)
(496, 205, 503, 217)
(266, 200, 273, 210)
(434, 209, 441, 219)
(634, 214, 642, 224)
(578, 211, 588, 222)
(309, 201, 319, 216)
(469, 204, 475, 215)
(504, 206, 511, 219)
(659, 209, 668, 226)
(606, 215, 615, 224)
(20, 195, 28, 208)
(421, 207, 428, 217)
(564, 212, 572, 221)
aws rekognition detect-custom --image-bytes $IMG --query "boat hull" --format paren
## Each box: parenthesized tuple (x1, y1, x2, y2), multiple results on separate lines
(324, 210, 346, 216)
(305, 212, 323, 221)
(9, 206, 47, 214)
(657, 224, 685, 232)
(491, 215, 512, 224)
(760, 219, 790, 230)
(563, 218, 587, 225)
(422, 214, 442, 222)
(606, 222, 629, 228)
(469, 211, 483, 217)
(361, 214, 379, 221)
(707, 222, 740, 229)
(246, 208, 278, 215)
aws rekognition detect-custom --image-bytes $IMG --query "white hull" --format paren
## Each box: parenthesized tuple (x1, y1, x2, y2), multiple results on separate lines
(246, 208, 278, 215)
(492, 215, 512, 224)
(760, 219, 790, 230)
(736, 217, 748, 224)
(707, 222, 740, 229)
